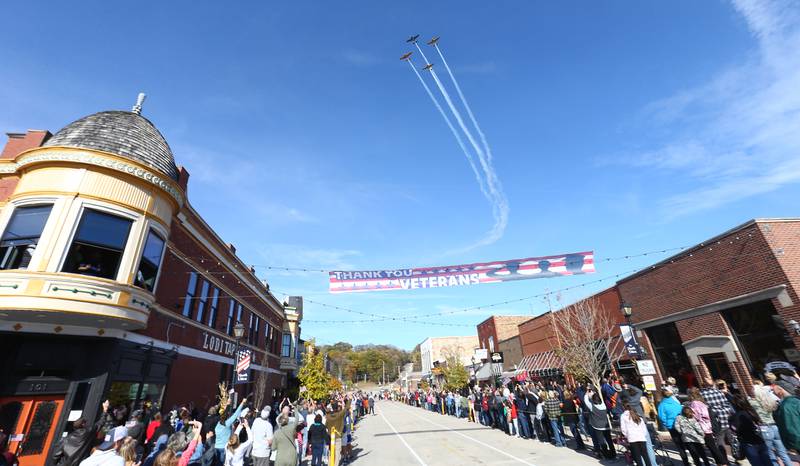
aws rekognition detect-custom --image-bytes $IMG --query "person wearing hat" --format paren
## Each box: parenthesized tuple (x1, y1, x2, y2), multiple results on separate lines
(250, 406, 273, 466)
(78, 425, 128, 466)
(772, 380, 800, 452)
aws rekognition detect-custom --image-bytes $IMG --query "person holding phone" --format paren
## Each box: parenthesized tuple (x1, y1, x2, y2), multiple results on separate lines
(214, 396, 247, 462)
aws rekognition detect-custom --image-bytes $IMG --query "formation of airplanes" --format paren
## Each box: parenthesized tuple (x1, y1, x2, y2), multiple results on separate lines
(401, 35, 439, 70)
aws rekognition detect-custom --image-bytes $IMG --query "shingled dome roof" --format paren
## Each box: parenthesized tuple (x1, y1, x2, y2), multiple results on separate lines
(44, 110, 179, 181)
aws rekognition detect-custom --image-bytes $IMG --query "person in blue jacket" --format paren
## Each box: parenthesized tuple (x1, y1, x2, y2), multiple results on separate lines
(214, 396, 247, 462)
(657, 387, 690, 465)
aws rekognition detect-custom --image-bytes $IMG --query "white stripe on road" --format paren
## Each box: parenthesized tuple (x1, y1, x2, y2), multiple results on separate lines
(405, 407, 538, 466)
(378, 408, 429, 466)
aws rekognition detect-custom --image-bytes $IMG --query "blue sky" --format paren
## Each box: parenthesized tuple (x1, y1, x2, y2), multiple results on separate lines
(2, 1, 799, 349)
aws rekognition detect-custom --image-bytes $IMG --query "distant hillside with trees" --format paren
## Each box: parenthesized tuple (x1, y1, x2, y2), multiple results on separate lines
(318, 342, 412, 385)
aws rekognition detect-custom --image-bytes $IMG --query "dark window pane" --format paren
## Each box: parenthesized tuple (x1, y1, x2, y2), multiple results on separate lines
(226, 299, 235, 335)
(74, 209, 132, 250)
(646, 323, 695, 393)
(20, 400, 57, 456)
(135, 230, 165, 291)
(723, 300, 795, 375)
(282, 334, 291, 357)
(62, 209, 132, 279)
(196, 280, 209, 323)
(0, 205, 53, 270)
(0, 401, 23, 438)
(1, 205, 52, 241)
(182, 272, 197, 317)
(208, 288, 219, 327)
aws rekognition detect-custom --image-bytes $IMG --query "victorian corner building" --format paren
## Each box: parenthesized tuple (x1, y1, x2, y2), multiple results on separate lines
(0, 105, 303, 463)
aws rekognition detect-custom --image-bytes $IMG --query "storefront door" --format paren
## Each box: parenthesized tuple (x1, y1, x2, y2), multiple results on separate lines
(0, 395, 65, 466)
(701, 353, 734, 385)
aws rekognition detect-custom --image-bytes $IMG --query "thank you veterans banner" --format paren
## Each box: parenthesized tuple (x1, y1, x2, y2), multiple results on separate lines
(328, 251, 594, 294)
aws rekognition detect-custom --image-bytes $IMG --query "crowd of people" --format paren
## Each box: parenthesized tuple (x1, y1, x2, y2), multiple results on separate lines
(394, 371, 800, 466)
(2, 370, 797, 466)
(44, 388, 382, 466)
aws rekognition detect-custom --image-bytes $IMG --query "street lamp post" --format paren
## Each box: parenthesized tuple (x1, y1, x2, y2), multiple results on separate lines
(230, 321, 245, 390)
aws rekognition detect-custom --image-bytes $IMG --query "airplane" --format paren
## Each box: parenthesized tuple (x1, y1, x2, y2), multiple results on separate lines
(400, 52, 413, 61)
(427, 36, 440, 46)
(422, 63, 434, 71)
(406, 34, 420, 43)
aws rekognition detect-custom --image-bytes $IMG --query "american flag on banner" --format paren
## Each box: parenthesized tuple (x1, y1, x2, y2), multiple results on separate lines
(236, 349, 251, 383)
(328, 251, 595, 294)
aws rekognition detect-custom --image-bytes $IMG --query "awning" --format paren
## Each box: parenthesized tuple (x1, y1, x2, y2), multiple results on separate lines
(515, 350, 564, 377)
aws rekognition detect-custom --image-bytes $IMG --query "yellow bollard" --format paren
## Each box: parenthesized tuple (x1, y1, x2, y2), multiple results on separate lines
(329, 427, 337, 466)
(441, 401, 445, 415)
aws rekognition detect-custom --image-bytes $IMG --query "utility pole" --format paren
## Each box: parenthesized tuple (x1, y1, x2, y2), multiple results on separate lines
(382, 360, 386, 385)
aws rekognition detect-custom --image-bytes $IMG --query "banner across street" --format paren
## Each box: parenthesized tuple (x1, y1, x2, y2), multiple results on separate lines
(328, 251, 595, 293)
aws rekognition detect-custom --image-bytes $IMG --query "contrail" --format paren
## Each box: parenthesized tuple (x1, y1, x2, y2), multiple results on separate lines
(414, 41, 509, 249)
(434, 43, 494, 163)
(407, 59, 488, 197)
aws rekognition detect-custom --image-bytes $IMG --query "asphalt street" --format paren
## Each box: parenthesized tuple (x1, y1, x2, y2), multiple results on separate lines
(347, 400, 606, 466)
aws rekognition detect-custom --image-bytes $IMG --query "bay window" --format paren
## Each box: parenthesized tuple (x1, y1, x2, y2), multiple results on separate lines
(62, 209, 132, 280)
(134, 229, 165, 291)
(0, 204, 52, 270)
(282, 333, 292, 357)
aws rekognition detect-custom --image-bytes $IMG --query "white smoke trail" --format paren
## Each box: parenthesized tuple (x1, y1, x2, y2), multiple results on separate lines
(434, 44, 494, 163)
(414, 42, 509, 248)
(407, 60, 488, 197)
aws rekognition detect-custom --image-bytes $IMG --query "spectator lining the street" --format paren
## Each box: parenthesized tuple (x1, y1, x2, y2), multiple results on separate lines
(728, 395, 772, 466)
(619, 403, 653, 466)
(673, 406, 711, 466)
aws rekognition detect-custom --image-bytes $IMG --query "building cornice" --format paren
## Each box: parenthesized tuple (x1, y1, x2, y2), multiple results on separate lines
(0, 147, 185, 207)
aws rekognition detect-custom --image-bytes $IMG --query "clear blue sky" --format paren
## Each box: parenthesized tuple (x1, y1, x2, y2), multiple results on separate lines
(2, 1, 799, 349)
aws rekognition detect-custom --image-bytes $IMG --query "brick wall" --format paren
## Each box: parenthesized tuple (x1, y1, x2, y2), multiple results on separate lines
(476, 317, 496, 351)
(480, 315, 537, 353)
(0, 130, 50, 159)
(675, 313, 730, 341)
(518, 313, 556, 356)
(617, 222, 787, 324)
(617, 219, 800, 395)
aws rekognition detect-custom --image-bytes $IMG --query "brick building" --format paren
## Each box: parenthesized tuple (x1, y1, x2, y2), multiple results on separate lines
(516, 286, 624, 380)
(0, 102, 301, 464)
(617, 219, 800, 395)
(476, 315, 530, 352)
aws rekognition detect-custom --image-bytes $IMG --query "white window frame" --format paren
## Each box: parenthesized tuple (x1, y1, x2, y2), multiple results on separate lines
(0, 196, 60, 272)
(55, 199, 141, 283)
(131, 219, 169, 293)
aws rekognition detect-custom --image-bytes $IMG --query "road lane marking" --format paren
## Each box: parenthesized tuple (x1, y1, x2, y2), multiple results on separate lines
(405, 407, 538, 466)
(378, 407, 429, 466)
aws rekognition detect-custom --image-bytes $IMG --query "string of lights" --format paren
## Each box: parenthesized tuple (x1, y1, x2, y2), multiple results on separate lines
(174, 244, 696, 276)
(155, 233, 761, 327)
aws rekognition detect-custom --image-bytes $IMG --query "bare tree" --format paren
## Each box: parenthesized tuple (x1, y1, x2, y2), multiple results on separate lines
(551, 297, 619, 391)
(253, 350, 270, 410)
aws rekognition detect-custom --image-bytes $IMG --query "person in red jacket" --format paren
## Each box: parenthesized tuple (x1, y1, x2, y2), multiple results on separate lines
(145, 413, 162, 444)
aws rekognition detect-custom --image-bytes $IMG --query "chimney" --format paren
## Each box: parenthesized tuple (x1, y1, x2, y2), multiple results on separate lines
(1, 130, 52, 159)
(227, 243, 236, 254)
(177, 166, 190, 192)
